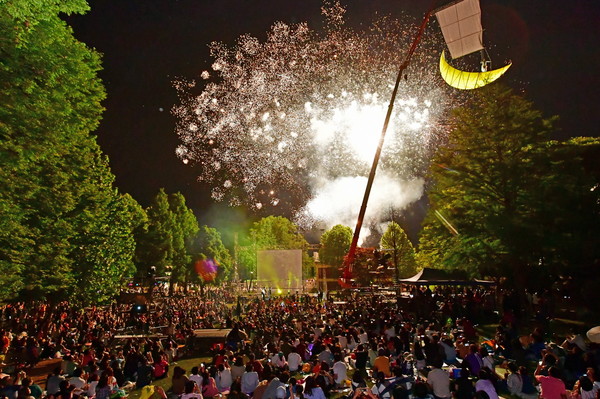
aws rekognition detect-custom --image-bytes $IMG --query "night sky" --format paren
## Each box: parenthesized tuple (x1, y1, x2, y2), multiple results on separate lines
(65, 0, 600, 234)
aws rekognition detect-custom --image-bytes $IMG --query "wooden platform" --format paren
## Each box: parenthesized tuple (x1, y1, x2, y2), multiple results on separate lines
(192, 328, 231, 338)
(188, 329, 232, 355)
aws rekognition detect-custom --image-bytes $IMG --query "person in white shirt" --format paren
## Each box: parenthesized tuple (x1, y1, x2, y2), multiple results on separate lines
(241, 364, 259, 396)
(384, 324, 396, 340)
(347, 335, 358, 352)
(68, 368, 87, 391)
(332, 354, 348, 386)
(337, 332, 348, 350)
(271, 352, 288, 370)
(505, 362, 523, 397)
(189, 366, 203, 389)
(216, 363, 232, 392)
(287, 348, 303, 373)
(427, 362, 451, 399)
(358, 328, 369, 344)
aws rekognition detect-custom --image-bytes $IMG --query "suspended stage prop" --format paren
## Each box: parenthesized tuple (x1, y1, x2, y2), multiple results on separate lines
(435, 0, 511, 90)
(439, 50, 512, 90)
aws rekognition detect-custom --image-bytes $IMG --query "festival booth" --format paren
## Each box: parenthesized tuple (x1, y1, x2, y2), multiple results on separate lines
(399, 268, 496, 286)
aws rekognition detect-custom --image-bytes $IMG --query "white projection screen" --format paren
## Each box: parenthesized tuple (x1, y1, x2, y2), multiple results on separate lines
(257, 249, 303, 290)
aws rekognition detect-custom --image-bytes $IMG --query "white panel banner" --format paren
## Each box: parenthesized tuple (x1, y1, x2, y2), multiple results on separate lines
(257, 249, 303, 291)
(435, 0, 484, 59)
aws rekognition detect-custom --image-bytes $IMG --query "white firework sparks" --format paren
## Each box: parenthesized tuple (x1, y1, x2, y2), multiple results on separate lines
(174, 2, 457, 230)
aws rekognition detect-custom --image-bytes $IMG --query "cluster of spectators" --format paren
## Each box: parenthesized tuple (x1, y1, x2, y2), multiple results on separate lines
(0, 285, 597, 399)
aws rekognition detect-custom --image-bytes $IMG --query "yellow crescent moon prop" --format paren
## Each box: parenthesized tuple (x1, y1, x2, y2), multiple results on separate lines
(439, 50, 512, 90)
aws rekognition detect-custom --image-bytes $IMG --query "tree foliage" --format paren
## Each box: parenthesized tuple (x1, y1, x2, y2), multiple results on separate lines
(418, 84, 600, 294)
(139, 190, 199, 290)
(0, 2, 142, 304)
(380, 221, 417, 279)
(319, 225, 352, 267)
(166, 192, 199, 287)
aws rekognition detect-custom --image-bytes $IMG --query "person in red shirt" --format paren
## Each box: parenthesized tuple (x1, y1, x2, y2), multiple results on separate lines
(535, 366, 568, 399)
(1, 331, 10, 355)
(248, 353, 264, 379)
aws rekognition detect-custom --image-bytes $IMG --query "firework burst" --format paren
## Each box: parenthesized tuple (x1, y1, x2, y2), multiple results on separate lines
(174, 2, 457, 230)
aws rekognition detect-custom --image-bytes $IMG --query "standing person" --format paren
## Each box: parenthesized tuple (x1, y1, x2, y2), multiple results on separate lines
(427, 361, 451, 399)
(353, 345, 369, 377)
(535, 366, 568, 399)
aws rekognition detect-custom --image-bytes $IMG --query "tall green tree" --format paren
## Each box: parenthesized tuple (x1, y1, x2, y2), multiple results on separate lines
(380, 221, 417, 280)
(139, 190, 198, 291)
(0, 1, 141, 304)
(319, 225, 352, 267)
(138, 189, 172, 278)
(67, 156, 141, 304)
(167, 192, 199, 288)
(524, 137, 600, 298)
(418, 84, 600, 295)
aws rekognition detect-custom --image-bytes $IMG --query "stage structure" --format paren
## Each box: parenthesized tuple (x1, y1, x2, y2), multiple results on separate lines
(257, 249, 303, 291)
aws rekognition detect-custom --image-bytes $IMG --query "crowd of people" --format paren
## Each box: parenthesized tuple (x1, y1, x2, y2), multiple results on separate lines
(0, 285, 597, 399)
